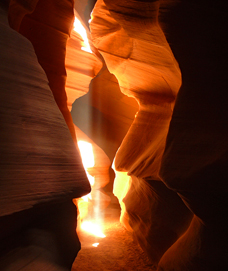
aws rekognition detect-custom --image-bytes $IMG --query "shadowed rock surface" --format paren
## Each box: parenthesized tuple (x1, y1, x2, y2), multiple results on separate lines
(90, 0, 228, 270)
(0, 1, 90, 269)
(0, 2, 90, 217)
(1, 0, 228, 270)
(90, 0, 192, 266)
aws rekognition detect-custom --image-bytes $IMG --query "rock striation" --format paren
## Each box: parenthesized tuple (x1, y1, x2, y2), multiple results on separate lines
(159, 1, 228, 270)
(0, 2, 90, 218)
(90, 0, 192, 265)
(65, 10, 102, 111)
(0, 1, 91, 269)
(91, 0, 228, 270)
(12, 0, 77, 141)
(91, 0, 181, 179)
(1, 0, 228, 270)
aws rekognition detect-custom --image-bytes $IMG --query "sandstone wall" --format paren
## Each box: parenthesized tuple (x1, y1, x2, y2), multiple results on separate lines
(0, 1, 91, 269)
(90, 0, 228, 270)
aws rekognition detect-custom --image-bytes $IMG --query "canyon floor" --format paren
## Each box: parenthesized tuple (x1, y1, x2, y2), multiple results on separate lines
(72, 202, 155, 271)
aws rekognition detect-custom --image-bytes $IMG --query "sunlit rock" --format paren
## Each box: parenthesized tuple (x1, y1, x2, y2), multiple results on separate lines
(1, 0, 227, 270)
(75, 125, 111, 190)
(90, 0, 181, 179)
(65, 10, 102, 111)
(112, 169, 132, 232)
(74, 125, 111, 239)
(74, 125, 111, 219)
(90, 0, 192, 265)
(72, 62, 138, 162)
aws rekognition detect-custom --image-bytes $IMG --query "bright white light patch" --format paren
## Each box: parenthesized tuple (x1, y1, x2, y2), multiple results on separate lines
(77, 141, 95, 168)
(88, 11, 94, 24)
(92, 243, 99, 247)
(81, 221, 106, 238)
(73, 17, 92, 53)
(86, 172, 95, 186)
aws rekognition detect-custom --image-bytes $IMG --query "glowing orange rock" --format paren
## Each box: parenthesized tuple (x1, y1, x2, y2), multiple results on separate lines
(90, 0, 192, 265)
(75, 125, 111, 190)
(9, 0, 77, 142)
(0, 4, 90, 217)
(91, 0, 181, 180)
(74, 125, 111, 223)
(65, 11, 102, 111)
(112, 169, 132, 231)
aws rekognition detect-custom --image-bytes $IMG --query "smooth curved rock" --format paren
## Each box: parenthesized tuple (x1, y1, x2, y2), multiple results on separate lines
(0, 3, 90, 217)
(91, 0, 181, 179)
(123, 177, 192, 264)
(65, 10, 102, 111)
(159, 1, 228, 270)
(72, 62, 138, 162)
(0, 2, 90, 269)
(90, 0, 192, 266)
(112, 169, 132, 231)
(75, 124, 111, 190)
(9, 0, 77, 141)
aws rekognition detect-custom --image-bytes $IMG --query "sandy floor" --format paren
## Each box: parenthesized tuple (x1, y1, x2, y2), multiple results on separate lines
(72, 205, 156, 271)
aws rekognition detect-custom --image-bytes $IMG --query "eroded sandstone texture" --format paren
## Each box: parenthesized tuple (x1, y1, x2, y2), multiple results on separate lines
(15, 0, 78, 142)
(1, 0, 228, 270)
(90, 0, 192, 265)
(90, 0, 228, 270)
(159, 1, 228, 270)
(0, 1, 90, 269)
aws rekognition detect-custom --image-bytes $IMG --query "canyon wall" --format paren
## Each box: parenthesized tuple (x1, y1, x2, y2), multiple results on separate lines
(0, 1, 91, 269)
(159, 1, 228, 270)
(90, 0, 228, 270)
(1, 0, 228, 270)
(90, 0, 192, 266)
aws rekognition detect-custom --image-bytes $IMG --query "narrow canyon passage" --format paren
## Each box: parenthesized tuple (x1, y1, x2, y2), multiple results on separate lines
(73, 201, 155, 271)
(1, 1, 228, 270)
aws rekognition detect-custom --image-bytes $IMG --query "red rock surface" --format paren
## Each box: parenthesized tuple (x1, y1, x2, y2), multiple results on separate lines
(0, 4, 90, 217)
(90, 0, 191, 266)
(158, 1, 228, 270)
(90, 0, 228, 270)
(91, 0, 181, 180)
(0, 2, 90, 269)
(71, 62, 138, 163)
(65, 11, 102, 111)
(13, 0, 77, 141)
(1, 0, 228, 270)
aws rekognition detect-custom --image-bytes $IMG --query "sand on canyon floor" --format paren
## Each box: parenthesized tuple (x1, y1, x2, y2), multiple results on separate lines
(72, 204, 155, 271)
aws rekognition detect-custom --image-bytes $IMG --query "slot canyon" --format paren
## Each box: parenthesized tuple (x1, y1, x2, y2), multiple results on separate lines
(0, 0, 228, 270)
